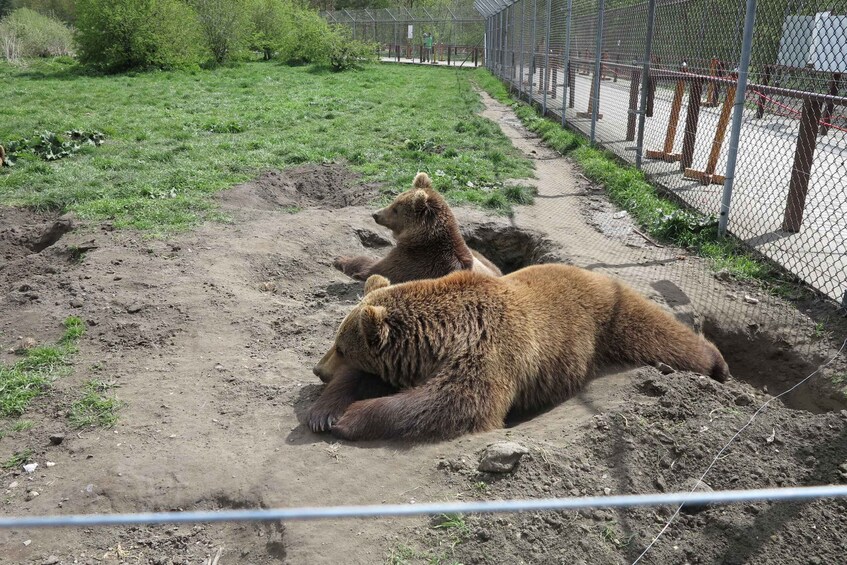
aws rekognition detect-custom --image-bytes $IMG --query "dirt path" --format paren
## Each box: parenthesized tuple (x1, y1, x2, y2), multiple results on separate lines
(0, 94, 845, 565)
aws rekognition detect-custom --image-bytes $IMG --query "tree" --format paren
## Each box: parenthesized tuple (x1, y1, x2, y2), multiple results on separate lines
(191, 0, 252, 63)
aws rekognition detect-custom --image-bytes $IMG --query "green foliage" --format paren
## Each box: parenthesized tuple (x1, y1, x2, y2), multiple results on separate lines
(0, 317, 85, 418)
(2, 129, 104, 165)
(1, 448, 33, 469)
(10, 0, 75, 23)
(248, 0, 291, 60)
(191, 0, 252, 63)
(69, 380, 123, 428)
(278, 4, 334, 64)
(326, 26, 377, 71)
(0, 7, 73, 61)
(75, 0, 206, 72)
(1, 62, 533, 230)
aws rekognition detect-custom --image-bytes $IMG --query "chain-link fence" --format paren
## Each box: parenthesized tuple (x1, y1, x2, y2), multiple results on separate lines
(477, 0, 846, 306)
(323, 7, 485, 65)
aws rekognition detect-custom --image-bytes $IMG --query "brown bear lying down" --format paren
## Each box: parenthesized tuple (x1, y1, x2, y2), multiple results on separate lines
(333, 172, 501, 284)
(309, 265, 729, 441)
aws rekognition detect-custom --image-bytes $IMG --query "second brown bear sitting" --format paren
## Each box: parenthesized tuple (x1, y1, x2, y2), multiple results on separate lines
(333, 172, 501, 283)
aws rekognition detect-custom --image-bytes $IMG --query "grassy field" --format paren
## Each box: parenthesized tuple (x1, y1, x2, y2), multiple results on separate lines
(0, 60, 534, 234)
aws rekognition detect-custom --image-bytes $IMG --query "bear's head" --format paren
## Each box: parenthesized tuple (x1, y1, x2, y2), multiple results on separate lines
(371, 172, 446, 240)
(313, 275, 392, 383)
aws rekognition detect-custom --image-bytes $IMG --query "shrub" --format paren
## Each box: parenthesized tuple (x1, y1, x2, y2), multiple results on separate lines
(191, 0, 252, 63)
(0, 7, 72, 62)
(277, 5, 333, 65)
(247, 0, 290, 60)
(326, 26, 377, 72)
(75, 0, 206, 72)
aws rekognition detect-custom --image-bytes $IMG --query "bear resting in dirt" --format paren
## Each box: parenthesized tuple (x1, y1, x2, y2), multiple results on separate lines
(333, 172, 501, 283)
(309, 265, 729, 441)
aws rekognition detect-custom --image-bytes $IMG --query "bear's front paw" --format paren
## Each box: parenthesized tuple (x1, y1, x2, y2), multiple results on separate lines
(307, 403, 345, 434)
(332, 256, 351, 273)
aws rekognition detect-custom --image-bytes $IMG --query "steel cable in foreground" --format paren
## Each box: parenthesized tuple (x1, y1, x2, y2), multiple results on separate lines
(2, 485, 847, 530)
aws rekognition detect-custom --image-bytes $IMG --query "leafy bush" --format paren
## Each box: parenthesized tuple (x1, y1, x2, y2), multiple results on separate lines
(326, 26, 377, 72)
(191, 0, 252, 63)
(75, 0, 206, 72)
(247, 0, 290, 60)
(0, 7, 72, 62)
(277, 5, 333, 65)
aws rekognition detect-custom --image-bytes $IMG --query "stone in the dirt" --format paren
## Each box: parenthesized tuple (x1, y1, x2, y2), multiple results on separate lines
(25, 490, 39, 501)
(23, 462, 38, 473)
(478, 441, 529, 473)
(744, 295, 760, 304)
(655, 362, 676, 375)
(46, 461, 56, 467)
(43, 557, 60, 565)
(734, 393, 754, 406)
(126, 302, 143, 314)
(259, 281, 276, 292)
(69, 298, 84, 308)
(355, 228, 392, 248)
(49, 433, 65, 445)
(679, 478, 713, 514)
(23, 539, 31, 546)
(613, 211, 628, 219)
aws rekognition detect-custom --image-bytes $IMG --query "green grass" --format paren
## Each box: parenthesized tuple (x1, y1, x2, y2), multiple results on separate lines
(1, 449, 34, 470)
(69, 380, 123, 429)
(474, 68, 782, 283)
(0, 317, 85, 418)
(1, 60, 534, 233)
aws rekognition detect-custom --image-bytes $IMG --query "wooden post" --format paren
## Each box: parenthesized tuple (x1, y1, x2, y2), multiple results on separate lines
(551, 57, 558, 99)
(819, 73, 842, 136)
(568, 61, 576, 108)
(646, 78, 686, 161)
(577, 66, 603, 119)
(600, 52, 609, 80)
(681, 78, 704, 169)
(756, 64, 771, 118)
(783, 97, 824, 232)
(613, 53, 620, 82)
(447, 45, 451, 66)
(683, 81, 736, 185)
(704, 58, 720, 107)
(626, 67, 640, 141)
(646, 74, 655, 117)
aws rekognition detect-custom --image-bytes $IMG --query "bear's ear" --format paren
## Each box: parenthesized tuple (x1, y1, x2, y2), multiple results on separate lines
(359, 305, 389, 348)
(364, 274, 391, 295)
(411, 189, 431, 212)
(413, 172, 432, 189)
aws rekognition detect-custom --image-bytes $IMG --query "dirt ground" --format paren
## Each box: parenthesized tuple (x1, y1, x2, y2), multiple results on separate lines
(1, 91, 846, 565)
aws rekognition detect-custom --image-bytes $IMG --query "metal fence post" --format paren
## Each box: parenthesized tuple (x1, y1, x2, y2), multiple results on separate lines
(590, 0, 605, 144)
(634, 0, 657, 170)
(561, 0, 573, 127)
(519, 0, 526, 98)
(543, 0, 552, 115)
(717, 0, 757, 236)
(529, 0, 538, 103)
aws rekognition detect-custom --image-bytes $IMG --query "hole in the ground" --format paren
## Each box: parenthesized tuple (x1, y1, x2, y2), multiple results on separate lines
(703, 318, 846, 414)
(462, 222, 565, 274)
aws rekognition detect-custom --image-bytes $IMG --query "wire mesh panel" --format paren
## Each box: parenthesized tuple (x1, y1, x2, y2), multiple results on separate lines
(322, 7, 486, 66)
(476, 0, 847, 306)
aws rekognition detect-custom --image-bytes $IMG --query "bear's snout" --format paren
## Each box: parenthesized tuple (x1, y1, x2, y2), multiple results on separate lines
(372, 212, 380, 221)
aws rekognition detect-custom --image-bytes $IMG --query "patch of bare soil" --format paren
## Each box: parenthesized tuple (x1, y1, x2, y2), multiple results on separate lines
(218, 163, 378, 211)
(1, 95, 846, 565)
(431, 368, 847, 565)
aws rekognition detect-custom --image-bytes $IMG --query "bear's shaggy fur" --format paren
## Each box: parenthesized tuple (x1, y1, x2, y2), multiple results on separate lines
(308, 265, 729, 441)
(333, 172, 502, 284)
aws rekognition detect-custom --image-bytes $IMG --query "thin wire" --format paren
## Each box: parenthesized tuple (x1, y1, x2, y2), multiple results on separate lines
(2, 485, 847, 530)
(632, 338, 847, 564)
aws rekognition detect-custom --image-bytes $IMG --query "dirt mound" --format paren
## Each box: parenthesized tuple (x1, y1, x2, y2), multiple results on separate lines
(0, 207, 69, 263)
(429, 368, 847, 565)
(463, 222, 565, 273)
(218, 163, 378, 211)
